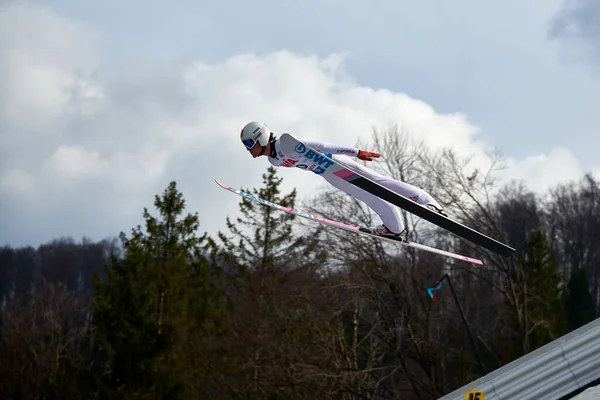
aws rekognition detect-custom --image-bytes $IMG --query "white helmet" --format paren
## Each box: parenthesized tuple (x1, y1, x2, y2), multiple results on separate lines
(240, 121, 271, 150)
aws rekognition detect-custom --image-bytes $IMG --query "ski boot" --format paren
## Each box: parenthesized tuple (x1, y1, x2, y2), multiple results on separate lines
(361, 224, 406, 240)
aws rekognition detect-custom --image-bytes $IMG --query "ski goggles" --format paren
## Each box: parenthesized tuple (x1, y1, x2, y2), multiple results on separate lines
(242, 138, 258, 149)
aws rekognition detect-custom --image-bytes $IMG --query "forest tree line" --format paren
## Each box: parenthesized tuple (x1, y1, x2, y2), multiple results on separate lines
(1, 126, 598, 399)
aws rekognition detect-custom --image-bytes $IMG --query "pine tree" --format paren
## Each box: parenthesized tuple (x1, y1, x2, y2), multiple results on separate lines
(564, 267, 595, 332)
(90, 181, 222, 399)
(214, 166, 326, 275)
(502, 230, 566, 356)
(206, 166, 329, 397)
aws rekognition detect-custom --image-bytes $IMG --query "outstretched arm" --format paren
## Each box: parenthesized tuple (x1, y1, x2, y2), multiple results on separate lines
(301, 138, 359, 156)
(298, 136, 381, 162)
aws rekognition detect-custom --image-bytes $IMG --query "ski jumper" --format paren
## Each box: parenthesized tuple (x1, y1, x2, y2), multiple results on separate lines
(268, 134, 442, 234)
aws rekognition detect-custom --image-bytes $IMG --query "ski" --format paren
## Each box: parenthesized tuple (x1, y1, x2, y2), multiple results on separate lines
(278, 133, 515, 258)
(215, 179, 483, 265)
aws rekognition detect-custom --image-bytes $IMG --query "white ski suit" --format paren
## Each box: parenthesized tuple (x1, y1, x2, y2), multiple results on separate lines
(267, 134, 442, 234)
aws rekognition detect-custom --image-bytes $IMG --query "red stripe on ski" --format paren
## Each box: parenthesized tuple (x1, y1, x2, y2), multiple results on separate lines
(333, 169, 355, 179)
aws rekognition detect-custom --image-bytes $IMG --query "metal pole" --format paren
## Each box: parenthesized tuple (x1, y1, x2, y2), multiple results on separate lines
(431, 273, 487, 376)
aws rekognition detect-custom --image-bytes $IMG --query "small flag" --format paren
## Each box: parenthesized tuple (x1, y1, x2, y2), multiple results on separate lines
(427, 281, 443, 302)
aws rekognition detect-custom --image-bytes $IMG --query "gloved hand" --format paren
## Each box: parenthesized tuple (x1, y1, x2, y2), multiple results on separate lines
(357, 150, 381, 161)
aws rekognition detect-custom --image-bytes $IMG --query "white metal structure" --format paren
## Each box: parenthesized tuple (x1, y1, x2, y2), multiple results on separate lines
(438, 317, 600, 400)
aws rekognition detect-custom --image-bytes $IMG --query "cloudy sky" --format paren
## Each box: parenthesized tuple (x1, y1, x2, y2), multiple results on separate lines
(1, 0, 599, 247)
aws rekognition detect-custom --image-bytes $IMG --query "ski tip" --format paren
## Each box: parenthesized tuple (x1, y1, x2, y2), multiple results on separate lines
(214, 179, 231, 190)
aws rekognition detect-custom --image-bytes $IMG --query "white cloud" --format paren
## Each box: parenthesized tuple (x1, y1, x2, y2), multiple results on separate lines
(549, 0, 600, 68)
(0, 2, 595, 247)
(500, 147, 586, 193)
(0, 2, 102, 126)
